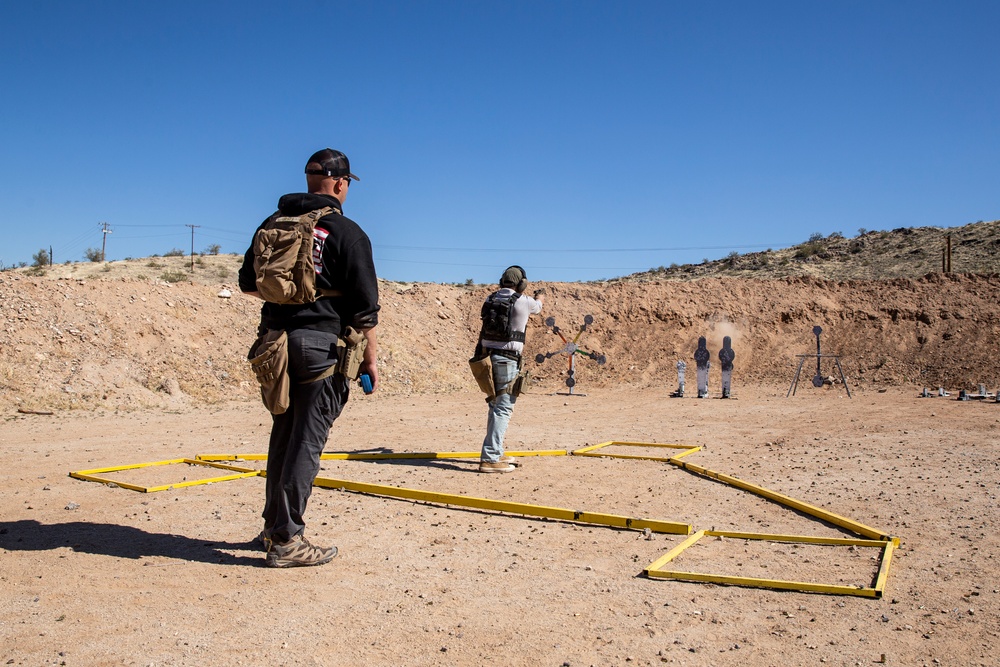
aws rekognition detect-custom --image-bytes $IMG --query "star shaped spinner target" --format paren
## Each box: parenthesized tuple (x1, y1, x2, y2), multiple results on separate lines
(535, 315, 606, 395)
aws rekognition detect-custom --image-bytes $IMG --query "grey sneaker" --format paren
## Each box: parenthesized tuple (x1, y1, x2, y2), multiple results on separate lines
(479, 461, 515, 473)
(265, 533, 338, 568)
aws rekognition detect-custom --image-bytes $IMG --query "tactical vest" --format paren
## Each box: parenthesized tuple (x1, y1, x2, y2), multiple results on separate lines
(479, 291, 525, 344)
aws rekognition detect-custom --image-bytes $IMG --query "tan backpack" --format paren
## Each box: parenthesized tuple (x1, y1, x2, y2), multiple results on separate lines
(251, 207, 333, 304)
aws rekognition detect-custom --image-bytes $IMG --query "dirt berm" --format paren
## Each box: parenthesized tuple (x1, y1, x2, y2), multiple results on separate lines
(2, 271, 997, 411)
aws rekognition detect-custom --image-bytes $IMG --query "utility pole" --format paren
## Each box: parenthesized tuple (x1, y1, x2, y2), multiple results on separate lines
(49, 245, 53, 267)
(186, 224, 200, 270)
(100, 222, 112, 262)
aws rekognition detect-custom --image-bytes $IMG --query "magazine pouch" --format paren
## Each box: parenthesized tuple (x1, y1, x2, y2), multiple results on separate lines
(248, 329, 290, 414)
(469, 354, 496, 400)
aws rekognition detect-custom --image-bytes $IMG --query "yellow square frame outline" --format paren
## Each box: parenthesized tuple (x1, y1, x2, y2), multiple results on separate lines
(70, 458, 261, 493)
(572, 440, 702, 462)
(196, 449, 567, 463)
(645, 529, 896, 598)
(312, 474, 692, 535)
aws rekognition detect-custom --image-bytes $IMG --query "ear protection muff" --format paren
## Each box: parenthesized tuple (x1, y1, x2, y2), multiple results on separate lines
(514, 266, 528, 293)
(500, 265, 528, 293)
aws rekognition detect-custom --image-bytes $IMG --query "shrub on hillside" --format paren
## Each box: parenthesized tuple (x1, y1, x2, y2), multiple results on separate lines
(160, 270, 187, 283)
(32, 249, 50, 267)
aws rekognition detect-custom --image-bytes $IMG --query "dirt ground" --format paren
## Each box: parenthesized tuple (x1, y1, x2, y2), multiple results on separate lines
(2, 267, 999, 665)
(2, 382, 998, 666)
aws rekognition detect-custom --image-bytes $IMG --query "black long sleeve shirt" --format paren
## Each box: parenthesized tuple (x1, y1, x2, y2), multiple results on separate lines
(239, 192, 380, 335)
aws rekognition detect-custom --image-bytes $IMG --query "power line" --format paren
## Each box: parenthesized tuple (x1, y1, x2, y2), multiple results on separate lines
(377, 257, 654, 271)
(110, 223, 186, 228)
(57, 226, 105, 258)
(112, 232, 191, 240)
(375, 243, 789, 253)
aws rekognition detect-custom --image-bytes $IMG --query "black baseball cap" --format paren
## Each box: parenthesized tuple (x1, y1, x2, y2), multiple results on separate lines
(305, 148, 359, 181)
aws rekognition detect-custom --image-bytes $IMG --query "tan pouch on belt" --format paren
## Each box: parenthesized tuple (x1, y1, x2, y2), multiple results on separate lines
(511, 370, 529, 398)
(336, 326, 368, 381)
(469, 354, 496, 400)
(248, 329, 290, 414)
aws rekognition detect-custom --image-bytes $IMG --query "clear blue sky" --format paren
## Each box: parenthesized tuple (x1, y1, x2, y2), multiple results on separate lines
(2, 1, 997, 283)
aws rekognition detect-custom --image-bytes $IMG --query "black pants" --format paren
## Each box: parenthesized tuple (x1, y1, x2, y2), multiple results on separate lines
(262, 329, 348, 544)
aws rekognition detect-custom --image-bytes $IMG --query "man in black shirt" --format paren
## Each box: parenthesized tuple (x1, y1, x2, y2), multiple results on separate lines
(239, 148, 379, 567)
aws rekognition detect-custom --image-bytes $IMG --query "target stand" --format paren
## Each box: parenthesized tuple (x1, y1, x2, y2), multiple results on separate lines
(535, 315, 606, 396)
(786, 326, 851, 398)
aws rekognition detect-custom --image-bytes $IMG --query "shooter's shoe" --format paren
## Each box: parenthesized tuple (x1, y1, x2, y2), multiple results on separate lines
(499, 455, 520, 466)
(479, 461, 515, 473)
(265, 534, 338, 568)
(255, 529, 272, 552)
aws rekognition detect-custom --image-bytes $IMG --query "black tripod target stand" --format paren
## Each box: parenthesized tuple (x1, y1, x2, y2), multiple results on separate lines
(786, 326, 851, 398)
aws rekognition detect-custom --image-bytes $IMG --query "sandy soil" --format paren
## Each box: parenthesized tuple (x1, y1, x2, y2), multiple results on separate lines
(2, 383, 997, 666)
(2, 267, 999, 665)
(4, 271, 1000, 415)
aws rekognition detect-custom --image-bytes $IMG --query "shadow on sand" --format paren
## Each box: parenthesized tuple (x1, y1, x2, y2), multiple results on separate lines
(0, 519, 262, 566)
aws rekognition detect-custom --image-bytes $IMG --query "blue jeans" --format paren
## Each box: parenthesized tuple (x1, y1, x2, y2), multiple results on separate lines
(480, 355, 519, 463)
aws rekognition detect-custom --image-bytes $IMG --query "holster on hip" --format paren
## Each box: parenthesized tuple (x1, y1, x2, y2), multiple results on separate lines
(248, 329, 290, 414)
(510, 370, 529, 398)
(335, 326, 368, 381)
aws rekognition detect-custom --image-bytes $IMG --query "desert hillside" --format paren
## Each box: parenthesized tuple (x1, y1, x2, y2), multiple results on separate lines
(2, 264, 998, 411)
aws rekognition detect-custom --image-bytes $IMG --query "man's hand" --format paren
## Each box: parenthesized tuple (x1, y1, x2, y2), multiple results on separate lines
(359, 326, 379, 392)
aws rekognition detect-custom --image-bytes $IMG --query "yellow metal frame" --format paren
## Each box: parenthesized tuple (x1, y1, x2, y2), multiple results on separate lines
(312, 475, 691, 535)
(572, 440, 900, 596)
(572, 440, 701, 462)
(69, 458, 260, 493)
(645, 529, 896, 598)
(72, 440, 901, 598)
(666, 457, 898, 544)
(195, 449, 567, 463)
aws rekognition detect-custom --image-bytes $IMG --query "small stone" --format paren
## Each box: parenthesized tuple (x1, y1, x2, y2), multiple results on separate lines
(65, 502, 80, 511)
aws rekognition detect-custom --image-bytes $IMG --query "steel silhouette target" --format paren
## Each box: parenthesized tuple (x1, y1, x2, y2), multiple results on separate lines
(811, 326, 825, 388)
(719, 336, 735, 399)
(535, 315, 606, 395)
(694, 336, 711, 398)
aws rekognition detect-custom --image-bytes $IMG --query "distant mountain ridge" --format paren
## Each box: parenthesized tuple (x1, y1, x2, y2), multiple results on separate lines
(612, 219, 1000, 283)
